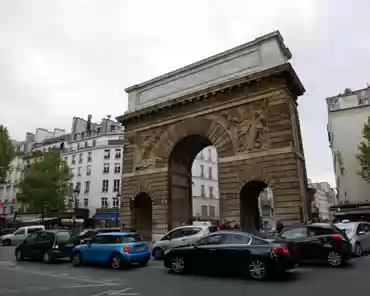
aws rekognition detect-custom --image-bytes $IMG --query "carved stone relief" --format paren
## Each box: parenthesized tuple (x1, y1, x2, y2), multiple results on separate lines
(133, 130, 163, 171)
(218, 103, 270, 153)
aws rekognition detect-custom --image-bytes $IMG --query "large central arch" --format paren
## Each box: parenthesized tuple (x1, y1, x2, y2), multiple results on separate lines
(118, 31, 308, 240)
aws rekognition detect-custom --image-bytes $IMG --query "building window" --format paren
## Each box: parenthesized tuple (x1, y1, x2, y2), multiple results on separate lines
(97, 128, 101, 135)
(102, 180, 109, 192)
(101, 197, 108, 208)
(77, 167, 82, 176)
(86, 165, 91, 176)
(77, 143, 80, 150)
(200, 165, 204, 178)
(359, 97, 369, 105)
(84, 141, 88, 148)
(75, 182, 81, 192)
(114, 163, 121, 173)
(201, 205, 208, 217)
(115, 149, 121, 159)
(78, 153, 83, 164)
(112, 197, 119, 208)
(208, 166, 212, 179)
(208, 148, 212, 161)
(83, 199, 88, 208)
(84, 181, 90, 194)
(209, 186, 214, 198)
(87, 151, 92, 162)
(199, 151, 204, 159)
(64, 156, 68, 163)
(103, 163, 110, 174)
(209, 205, 215, 218)
(104, 149, 110, 159)
(70, 168, 75, 177)
(110, 125, 115, 133)
(92, 140, 96, 147)
(201, 185, 205, 197)
(113, 179, 120, 192)
(81, 132, 85, 139)
(72, 155, 76, 165)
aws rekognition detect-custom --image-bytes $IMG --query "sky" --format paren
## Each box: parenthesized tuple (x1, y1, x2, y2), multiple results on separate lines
(1, 0, 370, 187)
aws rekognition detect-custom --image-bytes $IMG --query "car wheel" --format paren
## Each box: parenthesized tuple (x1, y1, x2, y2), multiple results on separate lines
(43, 252, 53, 264)
(72, 253, 82, 267)
(152, 248, 163, 260)
(354, 243, 363, 257)
(15, 250, 24, 261)
(248, 260, 267, 280)
(171, 256, 186, 274)
(110, 254, 123, 270)
(3, 239, 11, 246)
(327, 251, 342, 267)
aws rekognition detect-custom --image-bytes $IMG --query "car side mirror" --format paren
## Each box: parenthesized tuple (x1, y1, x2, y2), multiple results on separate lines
(192, 243, 198, 248)
(358, 231, 366, 236)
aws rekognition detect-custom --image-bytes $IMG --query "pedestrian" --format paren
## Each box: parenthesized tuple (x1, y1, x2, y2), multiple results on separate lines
(219, 220, 223, 231)
(275, 220, 284, 234)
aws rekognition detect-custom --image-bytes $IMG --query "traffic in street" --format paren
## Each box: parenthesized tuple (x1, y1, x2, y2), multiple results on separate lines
(1, 243, 370, 296)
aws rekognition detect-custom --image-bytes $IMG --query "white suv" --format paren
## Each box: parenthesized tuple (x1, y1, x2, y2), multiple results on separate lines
(1, 225, 45, 246)
(151, 224, 218, 259)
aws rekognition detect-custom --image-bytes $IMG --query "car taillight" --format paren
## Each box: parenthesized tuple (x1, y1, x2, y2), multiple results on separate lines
(146, 242, 150, 249)
(123, 245, 130, 253)
(331, 235, 345, 241)
(271, 246, 289, 255)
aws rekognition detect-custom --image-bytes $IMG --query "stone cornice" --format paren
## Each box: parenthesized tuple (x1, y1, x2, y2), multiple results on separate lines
(116, 63, 305, 125)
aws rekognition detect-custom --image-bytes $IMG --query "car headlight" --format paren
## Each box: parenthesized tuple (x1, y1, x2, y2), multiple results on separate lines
(164, 250, 171, 256)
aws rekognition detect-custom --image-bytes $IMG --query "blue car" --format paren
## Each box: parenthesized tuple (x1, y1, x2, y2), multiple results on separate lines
(72, 232, 151, 269)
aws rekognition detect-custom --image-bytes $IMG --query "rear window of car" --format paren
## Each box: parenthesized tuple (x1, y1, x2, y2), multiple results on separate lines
(56, 232, 72, 243)
(181, 227, 202, 236)
(208, 226, 218, 233)
(121, 234, 143, 243)
(28, 228, 43, 234)
(98, 228, 120, 233)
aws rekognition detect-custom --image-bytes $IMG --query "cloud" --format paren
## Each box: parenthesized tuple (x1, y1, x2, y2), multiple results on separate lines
(1, 0, 370, 185)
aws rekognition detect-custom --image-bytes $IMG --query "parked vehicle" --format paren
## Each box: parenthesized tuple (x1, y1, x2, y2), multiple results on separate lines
(14, 229, 76, 263)
(1, 225, 45, 246)
(163, 230, 295, 280)
(335, 220, 370, 256)
(76, 228, 120, 244)
(278, 223, 351, 267)
(72, 232, 150, 269)
(152, 224, 218, 260)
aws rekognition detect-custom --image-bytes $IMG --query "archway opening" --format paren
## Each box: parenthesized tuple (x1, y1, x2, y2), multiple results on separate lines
(168, 135, 219, 229)
(240, 180, 272, 231)
(132, 193, 152, 241)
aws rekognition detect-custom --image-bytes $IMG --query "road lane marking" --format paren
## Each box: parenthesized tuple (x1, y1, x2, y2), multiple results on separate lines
(92, 288, 140, 296)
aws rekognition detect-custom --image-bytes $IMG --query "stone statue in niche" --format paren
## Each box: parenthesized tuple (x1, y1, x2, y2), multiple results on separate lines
(134, 130, 162, 171)
(219, 103, 269, 152)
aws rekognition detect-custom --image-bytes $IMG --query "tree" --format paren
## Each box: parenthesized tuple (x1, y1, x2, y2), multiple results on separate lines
(0, 125, 15, 184)
(18, 150, 72, 221)
(356, 116, 370, 183)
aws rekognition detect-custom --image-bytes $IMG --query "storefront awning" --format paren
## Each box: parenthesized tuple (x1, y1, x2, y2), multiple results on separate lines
(94, 213, 120, 220)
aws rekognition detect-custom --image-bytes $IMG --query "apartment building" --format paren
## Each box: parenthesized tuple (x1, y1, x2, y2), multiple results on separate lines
(191, 146, 220, 220)
(327, 86, 370, 204)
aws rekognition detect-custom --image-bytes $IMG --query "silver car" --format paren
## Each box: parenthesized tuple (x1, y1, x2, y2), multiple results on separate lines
(335, 221, 370, 256)
(0, 225, 45, 246)
(151, 224, 218, 259)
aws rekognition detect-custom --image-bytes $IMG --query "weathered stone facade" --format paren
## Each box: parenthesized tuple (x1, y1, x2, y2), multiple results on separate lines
(117, 64, 308, 239)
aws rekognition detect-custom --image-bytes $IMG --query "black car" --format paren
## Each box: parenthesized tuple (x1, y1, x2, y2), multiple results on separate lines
(76, 228, 120, 244)
(15, 229, 76, 263)
(278, 223, 351, 267)
(163, 230, 296, 280)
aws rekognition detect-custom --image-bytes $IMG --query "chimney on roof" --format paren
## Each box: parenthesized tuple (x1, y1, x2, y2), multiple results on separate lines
(87, 114, 92, 132)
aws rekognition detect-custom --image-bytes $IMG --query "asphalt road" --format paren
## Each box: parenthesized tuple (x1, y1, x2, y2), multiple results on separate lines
(1, 246, 370, 296)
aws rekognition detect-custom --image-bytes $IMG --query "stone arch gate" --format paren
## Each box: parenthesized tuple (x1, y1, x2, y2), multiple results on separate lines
(117, 31, 309, 240)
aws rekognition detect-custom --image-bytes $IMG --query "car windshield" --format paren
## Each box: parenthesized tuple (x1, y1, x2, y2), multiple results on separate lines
(336, 223, 355, 235)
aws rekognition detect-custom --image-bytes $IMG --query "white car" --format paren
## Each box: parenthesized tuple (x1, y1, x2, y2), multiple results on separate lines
(1, 225, 45, 246)
(151, 224, 218, 260)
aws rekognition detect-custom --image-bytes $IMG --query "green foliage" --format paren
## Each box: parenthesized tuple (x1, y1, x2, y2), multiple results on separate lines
(18, 150, 72, 218)
(356, 116, 370, 183)
(0, 125, 15, 184)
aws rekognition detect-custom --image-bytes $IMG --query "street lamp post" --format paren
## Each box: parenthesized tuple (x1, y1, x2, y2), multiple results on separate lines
(69, 189, 80, 230)
(116, 193, 121, 227)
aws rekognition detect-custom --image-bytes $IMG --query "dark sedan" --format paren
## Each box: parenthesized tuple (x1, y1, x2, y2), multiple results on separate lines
(278, 223, 351, 267)
(15, 229, 76, 263)
(163, 230, 296, 280)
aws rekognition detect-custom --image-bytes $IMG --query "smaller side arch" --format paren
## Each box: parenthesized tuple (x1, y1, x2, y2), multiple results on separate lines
(237, 164, 275, 193)
(131, 191, 153, 241)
